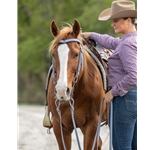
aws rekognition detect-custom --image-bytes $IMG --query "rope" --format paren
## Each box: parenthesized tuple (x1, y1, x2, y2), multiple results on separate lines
(109, 101, 113, 150)
(55, 100, 67, 150)
(53, 38, 83, 150)
(92, 98, 105, 150)
(55, 99, 82, 150)
(69, 99, 82, 150)
(55, 98, 113, 150)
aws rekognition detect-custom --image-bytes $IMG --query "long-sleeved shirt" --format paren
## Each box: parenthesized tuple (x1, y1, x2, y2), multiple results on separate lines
(90, 31, 137, 96)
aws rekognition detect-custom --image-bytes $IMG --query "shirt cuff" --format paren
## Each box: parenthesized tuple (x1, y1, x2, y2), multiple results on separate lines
(111, 85, 128, 97)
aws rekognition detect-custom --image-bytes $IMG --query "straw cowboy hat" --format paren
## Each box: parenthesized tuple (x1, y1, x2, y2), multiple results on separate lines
(98, 0, 137, 21)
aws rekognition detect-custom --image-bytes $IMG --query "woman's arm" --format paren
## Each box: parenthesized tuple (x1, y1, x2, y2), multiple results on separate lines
(81, 32, 119, 50)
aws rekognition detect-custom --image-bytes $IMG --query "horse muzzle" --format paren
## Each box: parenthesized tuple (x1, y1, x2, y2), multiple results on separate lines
(55, 86, 72, 102)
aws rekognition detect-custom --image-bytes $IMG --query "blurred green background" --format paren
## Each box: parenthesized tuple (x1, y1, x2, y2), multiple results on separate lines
(18, 0, 137, 105)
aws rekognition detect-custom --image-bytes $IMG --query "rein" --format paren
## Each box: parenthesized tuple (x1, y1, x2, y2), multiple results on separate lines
(55, 98, 82, 150)
(92, 98, 105, 150)
(52, 38, 83, 150)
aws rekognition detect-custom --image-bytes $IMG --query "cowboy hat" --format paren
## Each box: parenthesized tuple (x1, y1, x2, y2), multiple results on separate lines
(98, 0, 137, 21)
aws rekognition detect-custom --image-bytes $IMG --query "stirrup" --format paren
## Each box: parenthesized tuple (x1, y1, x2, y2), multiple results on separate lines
(43, 106, 53, 128)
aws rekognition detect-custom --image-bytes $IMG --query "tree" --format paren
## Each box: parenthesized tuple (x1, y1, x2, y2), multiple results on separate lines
(18, 0, 137, 104)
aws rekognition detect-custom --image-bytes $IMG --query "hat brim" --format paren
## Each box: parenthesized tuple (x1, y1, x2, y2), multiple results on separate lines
(98, 8, 137, 21)
(98, 8, 111, 21)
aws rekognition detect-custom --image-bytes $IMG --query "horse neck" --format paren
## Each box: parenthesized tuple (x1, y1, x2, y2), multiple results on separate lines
(81, 51, 100, 83)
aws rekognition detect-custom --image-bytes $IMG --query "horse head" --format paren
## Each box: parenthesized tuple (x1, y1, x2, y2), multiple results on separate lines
(50, 19, 83, 102)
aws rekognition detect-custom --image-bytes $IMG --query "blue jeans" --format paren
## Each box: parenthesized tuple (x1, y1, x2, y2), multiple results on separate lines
(112, 86, 137, 150)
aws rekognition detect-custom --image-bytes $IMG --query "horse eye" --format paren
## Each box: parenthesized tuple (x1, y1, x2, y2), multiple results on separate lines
(73, 53, 79, 58)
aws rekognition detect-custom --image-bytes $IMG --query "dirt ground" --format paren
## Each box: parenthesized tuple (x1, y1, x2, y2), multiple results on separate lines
(18, 105, 110, 150)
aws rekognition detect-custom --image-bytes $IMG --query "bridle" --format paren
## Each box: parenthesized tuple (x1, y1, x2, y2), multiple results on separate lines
(52, 38, 84, 89)
(51, 38, 84, 150)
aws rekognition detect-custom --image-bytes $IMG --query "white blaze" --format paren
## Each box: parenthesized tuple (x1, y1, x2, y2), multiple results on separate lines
(55, 44, 69, 100)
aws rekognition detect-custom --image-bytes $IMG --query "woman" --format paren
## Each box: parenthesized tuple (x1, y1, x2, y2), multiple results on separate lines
(81, 0, 137, 149)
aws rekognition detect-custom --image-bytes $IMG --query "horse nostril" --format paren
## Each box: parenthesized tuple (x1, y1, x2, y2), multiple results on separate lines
(55, 89, 57, 94)
(61, 96, 64, 100)
(66, 87, 70, 96)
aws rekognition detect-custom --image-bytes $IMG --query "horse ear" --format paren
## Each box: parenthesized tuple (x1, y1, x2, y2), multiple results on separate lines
(72, 19, 81, 37)
(50, 20, 60, 37)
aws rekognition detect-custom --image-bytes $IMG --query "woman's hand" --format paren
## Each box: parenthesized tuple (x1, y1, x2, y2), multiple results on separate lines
(104, 90, 114, 102)
(81, 32, 91, 39)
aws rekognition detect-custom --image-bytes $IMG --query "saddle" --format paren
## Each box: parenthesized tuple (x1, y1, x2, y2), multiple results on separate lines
(82, 38, 112, 92)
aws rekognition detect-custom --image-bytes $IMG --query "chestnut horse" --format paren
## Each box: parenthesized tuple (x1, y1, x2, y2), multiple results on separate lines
(47, 19, 107, 150)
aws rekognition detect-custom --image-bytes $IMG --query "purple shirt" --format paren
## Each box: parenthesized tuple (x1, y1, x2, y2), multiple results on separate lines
(90, 31, 137, 96)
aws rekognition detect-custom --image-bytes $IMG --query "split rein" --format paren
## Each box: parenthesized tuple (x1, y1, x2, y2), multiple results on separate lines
(55, 98, 105, 150)
(51, 38, 105, 150)
(55, 98, 82, 150)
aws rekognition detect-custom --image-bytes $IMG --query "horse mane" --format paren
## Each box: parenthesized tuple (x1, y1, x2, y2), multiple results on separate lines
(49, 23, 99, 85)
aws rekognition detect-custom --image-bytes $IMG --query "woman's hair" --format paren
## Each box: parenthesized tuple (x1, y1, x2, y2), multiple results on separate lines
(123, 17, 137, 30)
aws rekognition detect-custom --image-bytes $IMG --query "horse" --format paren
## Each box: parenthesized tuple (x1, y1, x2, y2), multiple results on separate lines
(47, 19, 107, 150)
